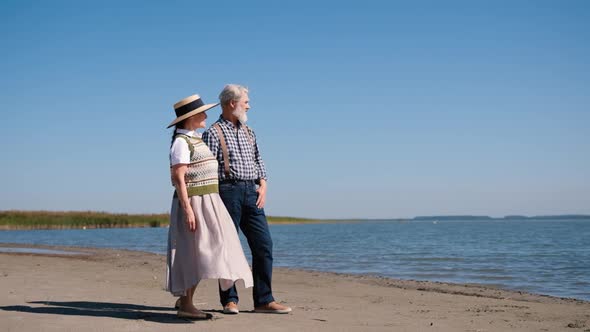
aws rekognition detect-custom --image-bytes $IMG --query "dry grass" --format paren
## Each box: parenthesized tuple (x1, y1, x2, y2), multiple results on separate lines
(0, 210, 333, 230)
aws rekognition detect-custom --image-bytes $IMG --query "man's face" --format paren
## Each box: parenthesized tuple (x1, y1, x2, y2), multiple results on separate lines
(232, 92, 250, 124)
(236, 93, 250, 112)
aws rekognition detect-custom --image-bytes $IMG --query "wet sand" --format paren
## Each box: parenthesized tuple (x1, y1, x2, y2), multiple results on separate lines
(0, 243, 588, 331)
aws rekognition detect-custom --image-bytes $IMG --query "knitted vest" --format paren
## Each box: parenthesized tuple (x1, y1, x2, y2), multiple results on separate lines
(171, 134, 219, 196)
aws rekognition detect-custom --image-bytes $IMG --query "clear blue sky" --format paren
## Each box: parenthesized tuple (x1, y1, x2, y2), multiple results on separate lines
(1, 1, 589, 218)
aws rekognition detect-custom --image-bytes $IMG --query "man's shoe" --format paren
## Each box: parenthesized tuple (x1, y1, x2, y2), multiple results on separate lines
(254, 301, 292, 314)
(223, 301, 239, 314)
(174, 298, 181, 309)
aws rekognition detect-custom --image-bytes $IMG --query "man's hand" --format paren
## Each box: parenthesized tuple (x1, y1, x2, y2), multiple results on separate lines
(256, 179, 267, 209)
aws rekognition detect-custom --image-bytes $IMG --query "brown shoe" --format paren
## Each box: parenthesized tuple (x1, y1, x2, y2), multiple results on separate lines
(174, 298, 181, 309)
(223, 301, 239, 314)
(254, 301, 292, 314)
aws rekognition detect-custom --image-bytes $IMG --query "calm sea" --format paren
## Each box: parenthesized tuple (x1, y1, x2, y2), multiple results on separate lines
(1, 219, 589, 301)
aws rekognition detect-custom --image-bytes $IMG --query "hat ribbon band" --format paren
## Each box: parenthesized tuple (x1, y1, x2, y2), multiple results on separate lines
(175, 98, 205, 117)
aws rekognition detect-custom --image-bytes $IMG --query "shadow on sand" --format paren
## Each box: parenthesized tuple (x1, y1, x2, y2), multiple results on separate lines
(0, 301, 213, 324)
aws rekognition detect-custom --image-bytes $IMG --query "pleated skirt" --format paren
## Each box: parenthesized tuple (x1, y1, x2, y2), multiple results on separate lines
(166, 193, 253, 296)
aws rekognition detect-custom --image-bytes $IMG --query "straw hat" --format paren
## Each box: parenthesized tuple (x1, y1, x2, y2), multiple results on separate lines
(167, 94, 219, 128)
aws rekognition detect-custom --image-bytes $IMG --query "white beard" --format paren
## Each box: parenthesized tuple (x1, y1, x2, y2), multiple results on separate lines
(233, 105, 248, 124)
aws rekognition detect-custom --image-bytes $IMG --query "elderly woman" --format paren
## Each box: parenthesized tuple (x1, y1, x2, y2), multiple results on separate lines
(166, 94, 253, 320)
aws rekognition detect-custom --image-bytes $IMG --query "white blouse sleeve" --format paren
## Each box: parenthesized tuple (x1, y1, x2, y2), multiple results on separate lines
(170, 137, 191, 166)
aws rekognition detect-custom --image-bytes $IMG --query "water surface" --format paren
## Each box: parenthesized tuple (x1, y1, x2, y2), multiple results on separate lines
(1, 219, 588, 301)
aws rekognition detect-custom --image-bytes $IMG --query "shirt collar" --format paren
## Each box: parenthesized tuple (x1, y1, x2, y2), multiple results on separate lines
(176, 128, 201, 138)
(218, 115, 243, 129)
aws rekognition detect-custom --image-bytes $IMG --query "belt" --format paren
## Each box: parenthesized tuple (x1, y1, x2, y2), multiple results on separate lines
(220, 179, 257, 185)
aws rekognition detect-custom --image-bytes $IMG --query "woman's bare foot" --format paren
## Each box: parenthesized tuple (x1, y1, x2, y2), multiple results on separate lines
(177, 305, 212, 320)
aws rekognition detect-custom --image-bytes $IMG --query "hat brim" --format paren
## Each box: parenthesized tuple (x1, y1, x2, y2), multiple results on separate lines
(166, 102, 219, 128)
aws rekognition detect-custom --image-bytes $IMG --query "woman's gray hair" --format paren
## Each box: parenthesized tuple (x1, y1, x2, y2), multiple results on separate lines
(219, 84, 249, 106)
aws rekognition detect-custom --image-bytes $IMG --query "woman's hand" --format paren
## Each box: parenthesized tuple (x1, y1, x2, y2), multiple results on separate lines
(185, 206, 197, 232)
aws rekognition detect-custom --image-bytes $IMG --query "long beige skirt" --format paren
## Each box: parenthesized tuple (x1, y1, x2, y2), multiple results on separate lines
(166, 193, 253, 296)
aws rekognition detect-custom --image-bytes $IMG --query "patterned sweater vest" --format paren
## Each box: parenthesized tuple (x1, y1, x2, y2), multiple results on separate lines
(171, 134, 219, 196)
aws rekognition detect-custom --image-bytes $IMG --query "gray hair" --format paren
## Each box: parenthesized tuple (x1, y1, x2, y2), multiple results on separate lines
(219, 84, 249, 106)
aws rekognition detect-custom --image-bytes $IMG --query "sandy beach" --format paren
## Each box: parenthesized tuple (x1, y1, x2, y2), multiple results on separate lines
(0, 244, 588, 332)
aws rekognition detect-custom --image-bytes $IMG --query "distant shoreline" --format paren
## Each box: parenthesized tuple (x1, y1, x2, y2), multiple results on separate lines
(0, 210, 341, 230)
(1, 210, 588, 230)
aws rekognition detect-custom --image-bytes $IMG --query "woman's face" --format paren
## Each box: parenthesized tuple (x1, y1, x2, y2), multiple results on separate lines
(186, 111, 208, 130)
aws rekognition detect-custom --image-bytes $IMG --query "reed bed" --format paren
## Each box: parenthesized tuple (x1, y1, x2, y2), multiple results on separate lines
(0, 211, 328, 230)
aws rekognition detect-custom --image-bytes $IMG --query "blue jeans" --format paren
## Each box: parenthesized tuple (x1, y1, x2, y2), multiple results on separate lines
(218, 180, 275, 307)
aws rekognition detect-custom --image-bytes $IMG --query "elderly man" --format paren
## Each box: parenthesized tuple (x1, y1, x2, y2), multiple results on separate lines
(202, 84, 291, 315)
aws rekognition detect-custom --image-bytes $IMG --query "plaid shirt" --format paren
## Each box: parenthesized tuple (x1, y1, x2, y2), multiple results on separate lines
(202, 116, 268, 181)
